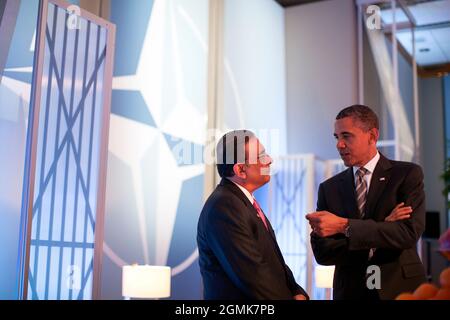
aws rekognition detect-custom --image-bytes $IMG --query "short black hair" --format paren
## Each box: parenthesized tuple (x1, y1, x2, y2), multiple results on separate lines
(216, 130, 255, 178)
(336, 104, 379, 131)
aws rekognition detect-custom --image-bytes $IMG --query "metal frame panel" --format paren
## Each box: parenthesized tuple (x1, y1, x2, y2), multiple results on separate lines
(356, 0, 419, 163)
(204, 0, 224, 201)
(18, 0, 48, 300)
(92, 8, 115, 301)
(19, 0, 115, 300)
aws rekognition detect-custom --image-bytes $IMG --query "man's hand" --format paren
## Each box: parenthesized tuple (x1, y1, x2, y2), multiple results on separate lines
(293, 294, 307, 300)
(305, 211, 348, 237)
(385, 202, 412, 222)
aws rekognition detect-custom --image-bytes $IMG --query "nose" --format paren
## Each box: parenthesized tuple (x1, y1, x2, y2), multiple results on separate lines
(336, 139, 345, 150)
(260, 154, 272, 165)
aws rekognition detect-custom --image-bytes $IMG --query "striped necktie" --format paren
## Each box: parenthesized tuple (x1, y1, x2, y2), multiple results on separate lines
(355, 167, 369, 218)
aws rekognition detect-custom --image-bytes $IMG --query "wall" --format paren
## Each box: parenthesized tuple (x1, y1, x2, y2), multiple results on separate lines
(285, 0, 358, 160)
(420, 77, 446, 233)
(222, 0, 287, 210)
(223, 0, 287, 156)
(0, 0, 6, 23)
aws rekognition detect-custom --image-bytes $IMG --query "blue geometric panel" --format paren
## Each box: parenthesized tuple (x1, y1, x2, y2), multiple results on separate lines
(163, 133, 204, 167)
(167, 174, 203, 266)
(111, 90, 156, 127)
(170, 257, 202, 300)
(269, 157, 308, 287)
(28, 3, 107, 300)
(110, 0, 154, 76)
(4, 0, 39, 69)
(103, 0, 209, 300)
(2, 71, 33, 84)
(268, 156, 329, 299)
(166, 174, 203, 299)
(0, 0, 38, 300)
(270, 157, 344, 300)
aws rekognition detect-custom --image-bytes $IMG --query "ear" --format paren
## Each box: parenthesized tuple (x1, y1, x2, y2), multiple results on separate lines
(232, 163, 247, 179)
(369, 128, 379, 144)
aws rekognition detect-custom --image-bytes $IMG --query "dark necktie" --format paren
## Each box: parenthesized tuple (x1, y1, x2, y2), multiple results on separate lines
(355, 167, 369, 218)
(252, 198, 268, 230)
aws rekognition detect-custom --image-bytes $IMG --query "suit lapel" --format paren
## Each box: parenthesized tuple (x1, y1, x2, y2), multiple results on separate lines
(339, 168, 360, 219)
(260, 209, 287, 265)
(221, 178, 276, 239)
(364, 154, 392, 219)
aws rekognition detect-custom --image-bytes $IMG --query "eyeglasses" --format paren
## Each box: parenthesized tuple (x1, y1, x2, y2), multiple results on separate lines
(255, 152, 271, 165)
(237, 151, 271, 165)
(257, 151, 270, 159)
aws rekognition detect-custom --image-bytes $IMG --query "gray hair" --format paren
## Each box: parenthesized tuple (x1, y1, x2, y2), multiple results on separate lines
(216, 130, 256, 178)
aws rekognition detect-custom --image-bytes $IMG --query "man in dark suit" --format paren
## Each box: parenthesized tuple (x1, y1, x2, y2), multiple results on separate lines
(197, 130, 308, 300)
(306, 105, 426, 300)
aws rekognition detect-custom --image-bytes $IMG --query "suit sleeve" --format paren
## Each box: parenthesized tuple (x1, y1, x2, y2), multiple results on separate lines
(264, 220, 309, 298)
(284, 262, 309, 298)
(348, 165, 426, 250)
(205, 201, 295, 299)
(310, 183, 351, 265)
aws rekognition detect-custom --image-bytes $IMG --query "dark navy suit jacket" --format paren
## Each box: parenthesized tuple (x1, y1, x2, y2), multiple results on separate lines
(197, 178, 308, 300)
(311, 154, 426, 300)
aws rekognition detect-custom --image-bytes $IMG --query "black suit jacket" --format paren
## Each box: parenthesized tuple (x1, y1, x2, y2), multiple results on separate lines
(197, 178, 308, 299)
(311, 154, 426, 300)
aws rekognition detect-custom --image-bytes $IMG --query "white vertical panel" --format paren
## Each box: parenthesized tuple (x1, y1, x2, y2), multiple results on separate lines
(223, 0, 287, 155)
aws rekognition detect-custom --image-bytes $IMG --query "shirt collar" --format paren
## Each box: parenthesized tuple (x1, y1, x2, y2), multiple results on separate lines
(227, 178, 254, 204)
(353, 150, 380, 175)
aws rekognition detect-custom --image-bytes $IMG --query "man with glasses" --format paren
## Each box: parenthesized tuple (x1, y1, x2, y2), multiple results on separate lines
(197, 130, 308, 300)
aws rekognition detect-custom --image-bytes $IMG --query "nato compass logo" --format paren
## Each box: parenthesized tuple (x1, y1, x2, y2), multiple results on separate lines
(102, 0, 209, 299)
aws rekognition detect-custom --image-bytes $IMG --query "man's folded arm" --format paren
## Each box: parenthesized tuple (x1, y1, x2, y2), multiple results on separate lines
(348, 165, 425, 250)
(310, 183, 351, 265)
(311, 233, 351, 265)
